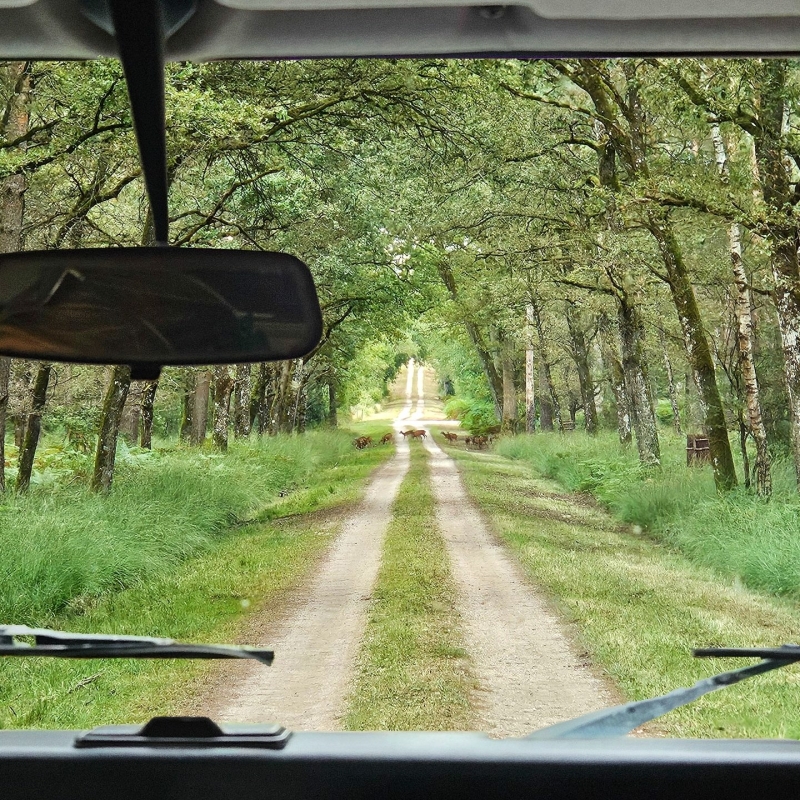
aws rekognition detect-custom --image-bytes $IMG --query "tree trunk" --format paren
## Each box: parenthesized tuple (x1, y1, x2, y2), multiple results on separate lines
(436, 257, 503, 419)
(273, 360, 294, 434)
(738, 412, 752, 491)
(660, 330, 683, 436)
(139, 380, 158, 450)
(290, 360, 306, 433)
(770, 244, 800, 489)
(14, 362, 50, 493)
(531, 300, 562, 431)
(565, 302, 598, 434)
(617, 296, 660, 465)
(119, 383, 141, 445)
(648, 215, 736, 490)
(710, 121, 770, 492)
(91, 365, 131, 492)
(0, 62, 31, 253)
(747, 59, 800, 489)
(191, 370, 211, 445)
(729, 223, 771, 494)
(538, 366, 554, 432)
(212, 365, 234, 450)
(250, 363, 269, 434)
(568, 397, 579, 425)
(525, 304, 536, 433)
(0, 63, 32, 492)
(327, 377, 338, 428)
(500, 334, 517, 433)
(0, 357, 8, 492)
(179, 373, 194, 442)
(600, 322, 632, 446)
(233, 363, 252, 438)
(609, 356, 633, 446)
(13, 364, 31, 448)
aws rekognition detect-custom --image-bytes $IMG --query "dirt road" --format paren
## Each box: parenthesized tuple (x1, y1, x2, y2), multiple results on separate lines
(422, 432, 614, 735)
(205, 362, 614, 735)
(205, 443, 410, 729)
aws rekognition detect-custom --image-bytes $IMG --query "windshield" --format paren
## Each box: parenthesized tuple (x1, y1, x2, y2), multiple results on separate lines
(1, 56, 799, 741)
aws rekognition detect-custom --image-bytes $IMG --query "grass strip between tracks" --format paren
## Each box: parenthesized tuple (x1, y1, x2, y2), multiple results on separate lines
(345, 444, 475, 731)
(450, 448, 800, 739)
(0, 438, 392, 730)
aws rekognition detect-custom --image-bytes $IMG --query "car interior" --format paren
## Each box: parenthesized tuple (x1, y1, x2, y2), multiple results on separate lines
(1, 1, 800, 798)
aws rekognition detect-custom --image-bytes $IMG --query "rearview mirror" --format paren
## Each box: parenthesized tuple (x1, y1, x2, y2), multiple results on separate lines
(0, 248, 323, 374)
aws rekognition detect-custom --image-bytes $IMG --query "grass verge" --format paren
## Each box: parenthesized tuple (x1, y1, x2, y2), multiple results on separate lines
(345, 445, 475, 731)
(496, 432, 800, 602)
(0, 433, 391, 729)
(0, 430, 388, 623)
(451, 448, 800, 739)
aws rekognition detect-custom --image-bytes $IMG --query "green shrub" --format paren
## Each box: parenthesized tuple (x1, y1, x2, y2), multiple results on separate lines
(462, 401, 498, 435)
(656, 398, 676, 425)
(443, 396, 498, 434)
(444, 397, 471, 420)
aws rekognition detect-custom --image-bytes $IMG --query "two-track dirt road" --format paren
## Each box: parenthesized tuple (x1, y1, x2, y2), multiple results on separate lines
(200, 362, 614, 733)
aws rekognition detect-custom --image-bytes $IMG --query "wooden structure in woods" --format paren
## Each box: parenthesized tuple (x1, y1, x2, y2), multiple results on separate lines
(686, 434, 711, 465)
(561, 420, 576, 432)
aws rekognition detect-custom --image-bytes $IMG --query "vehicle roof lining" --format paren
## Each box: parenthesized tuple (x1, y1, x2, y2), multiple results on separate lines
(0, 0, 799, 60)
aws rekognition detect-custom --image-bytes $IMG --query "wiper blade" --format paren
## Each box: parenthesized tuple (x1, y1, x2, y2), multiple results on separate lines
(0, 626, 273, 665)
(695, 645, 800, 660)
(527, 645, 800, 740)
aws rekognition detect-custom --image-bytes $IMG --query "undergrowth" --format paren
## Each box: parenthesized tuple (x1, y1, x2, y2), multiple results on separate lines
(496, 432, 800, 601)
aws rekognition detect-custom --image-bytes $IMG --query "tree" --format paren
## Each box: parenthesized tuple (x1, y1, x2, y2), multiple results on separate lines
(91, 365, 131, 493)
(212, 365, 234, 450)
(15, 363, 51, 493)
(0, 61, 31, 492)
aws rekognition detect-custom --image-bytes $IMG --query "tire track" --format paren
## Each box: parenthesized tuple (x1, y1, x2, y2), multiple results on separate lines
(205, 441, 410, 730)
(421, 432, 615, 737)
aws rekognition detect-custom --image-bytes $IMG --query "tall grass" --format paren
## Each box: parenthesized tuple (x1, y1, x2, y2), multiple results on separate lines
(496, 431, 800, 601)
(0, 430, 363, 623)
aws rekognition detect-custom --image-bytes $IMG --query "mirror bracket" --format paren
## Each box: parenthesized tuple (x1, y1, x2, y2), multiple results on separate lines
(130, 364, 162, 381)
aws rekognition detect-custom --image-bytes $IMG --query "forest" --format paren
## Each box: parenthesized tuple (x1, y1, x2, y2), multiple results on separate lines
(1, 57, 799, 498)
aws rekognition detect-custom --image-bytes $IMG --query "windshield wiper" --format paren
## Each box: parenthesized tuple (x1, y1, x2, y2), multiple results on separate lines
(0, 626, 273, 665)
(527, 645, 800, 739)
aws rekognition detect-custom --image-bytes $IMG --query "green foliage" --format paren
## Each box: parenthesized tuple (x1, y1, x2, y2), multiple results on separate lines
(656, 398, 677, 425)
(462, 401, 498, 435)
(442, 395, 496, 434)
(443, 397, 470, 420)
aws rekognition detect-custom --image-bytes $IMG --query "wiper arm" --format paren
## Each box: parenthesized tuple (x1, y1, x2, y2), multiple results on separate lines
(527, 645, 800, 740)
(0, 626, 273, 665)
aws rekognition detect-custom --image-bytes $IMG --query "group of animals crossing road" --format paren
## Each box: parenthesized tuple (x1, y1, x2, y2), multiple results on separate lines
(353, 430, 494, 450)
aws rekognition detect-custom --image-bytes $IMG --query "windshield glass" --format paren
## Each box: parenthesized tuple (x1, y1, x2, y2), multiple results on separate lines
(1, 57, 799, 741)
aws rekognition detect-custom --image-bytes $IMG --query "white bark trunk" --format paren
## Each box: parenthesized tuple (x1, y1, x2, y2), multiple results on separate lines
(712, 123, 771, 493)
(729, 223, 771, 494)
(525, 303, 535, 433)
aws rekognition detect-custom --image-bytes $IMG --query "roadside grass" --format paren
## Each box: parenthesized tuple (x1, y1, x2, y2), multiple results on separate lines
(496, 432, 800, 602)
(0, 430, 388, 623)
(0, 431, 391, 730)
(345, 446, 475, 731)
(450, 449, 800, 739)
